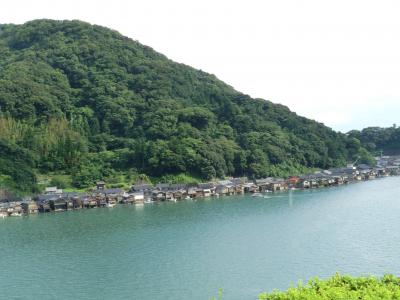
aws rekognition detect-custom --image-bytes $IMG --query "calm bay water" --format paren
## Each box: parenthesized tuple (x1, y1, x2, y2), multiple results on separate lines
(1, 177, 400, 299)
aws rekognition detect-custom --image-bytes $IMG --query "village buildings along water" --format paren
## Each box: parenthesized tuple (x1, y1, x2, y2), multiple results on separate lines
(1, 156, 399, 218)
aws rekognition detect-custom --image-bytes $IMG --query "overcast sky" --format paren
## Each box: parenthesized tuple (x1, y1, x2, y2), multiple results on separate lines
(2, 0, 400, 132)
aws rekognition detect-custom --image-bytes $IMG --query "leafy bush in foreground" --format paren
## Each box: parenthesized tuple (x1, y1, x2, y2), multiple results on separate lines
(259, 274, 400, 300)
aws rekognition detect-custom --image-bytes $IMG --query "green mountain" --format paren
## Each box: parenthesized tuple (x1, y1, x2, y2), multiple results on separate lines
(0, 19, 373, 192)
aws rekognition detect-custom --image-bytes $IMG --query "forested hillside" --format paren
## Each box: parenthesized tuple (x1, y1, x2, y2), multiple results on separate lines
(0, 19, 373, 192)
(348, 126, 400, 155)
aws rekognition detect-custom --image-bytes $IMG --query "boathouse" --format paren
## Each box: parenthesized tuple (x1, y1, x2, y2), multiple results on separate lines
(21, 200, 38, 214)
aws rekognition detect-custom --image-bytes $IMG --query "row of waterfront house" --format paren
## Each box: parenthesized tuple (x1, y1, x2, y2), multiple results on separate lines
(1, 157, 400, 218)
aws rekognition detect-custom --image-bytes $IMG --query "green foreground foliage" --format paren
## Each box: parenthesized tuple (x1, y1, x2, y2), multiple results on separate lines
(259, 274, 400, 300)
(0, 19, 375, 192)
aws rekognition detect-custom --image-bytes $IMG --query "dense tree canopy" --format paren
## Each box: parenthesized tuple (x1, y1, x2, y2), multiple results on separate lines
(0, 138, 37, 192)
(348, 126, 400, 155)
(0, 19, 374, 191)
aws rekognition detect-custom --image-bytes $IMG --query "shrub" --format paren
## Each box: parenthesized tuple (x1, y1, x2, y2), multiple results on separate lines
(49, 176, 69, 189)
(259, 274, 400, 300)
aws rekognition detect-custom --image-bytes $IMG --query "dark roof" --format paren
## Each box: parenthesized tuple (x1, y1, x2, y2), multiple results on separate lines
(386, 165, 400, 169)
(131, 184, 154, 191)
(169, 184, 188, 190)
(198, 183, 215, 189)
(299, 174, 322, 180)
(60, 192, 80, 198)
(53, 198, 69, 204)
(155, 183, 170, 191)
(215, 185, 227, 190)
(312, 173, 328, 179)
(37, 192, 87, 200)
(327, 167, 356, 175)
(96, 188, 124, 195)
(357, 164, 371, 170)
(36, 194, 61, 202)
(230, 178, 247, 185)
(217, 180, 233, 186)
(272, 177, 286, 182)
(255, 178, 273, 184)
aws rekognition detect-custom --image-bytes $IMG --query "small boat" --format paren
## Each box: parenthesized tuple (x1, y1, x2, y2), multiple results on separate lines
(10, 212, 22, 217)
(106, 202, 116, 208)
(0, 212, 7, 219)
(252, 193, 263, 197)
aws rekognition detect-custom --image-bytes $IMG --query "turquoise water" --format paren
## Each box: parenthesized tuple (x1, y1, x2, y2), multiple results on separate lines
(1, 177, 400, 299)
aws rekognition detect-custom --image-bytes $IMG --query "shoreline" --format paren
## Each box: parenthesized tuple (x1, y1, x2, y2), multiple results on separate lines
(1, 157, 399, 218)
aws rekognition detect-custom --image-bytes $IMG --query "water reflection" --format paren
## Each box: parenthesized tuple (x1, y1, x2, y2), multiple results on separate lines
(288, 189, 294, 206)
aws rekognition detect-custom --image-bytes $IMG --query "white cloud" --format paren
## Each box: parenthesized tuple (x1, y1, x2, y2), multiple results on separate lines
(1, 0, 400, 132)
